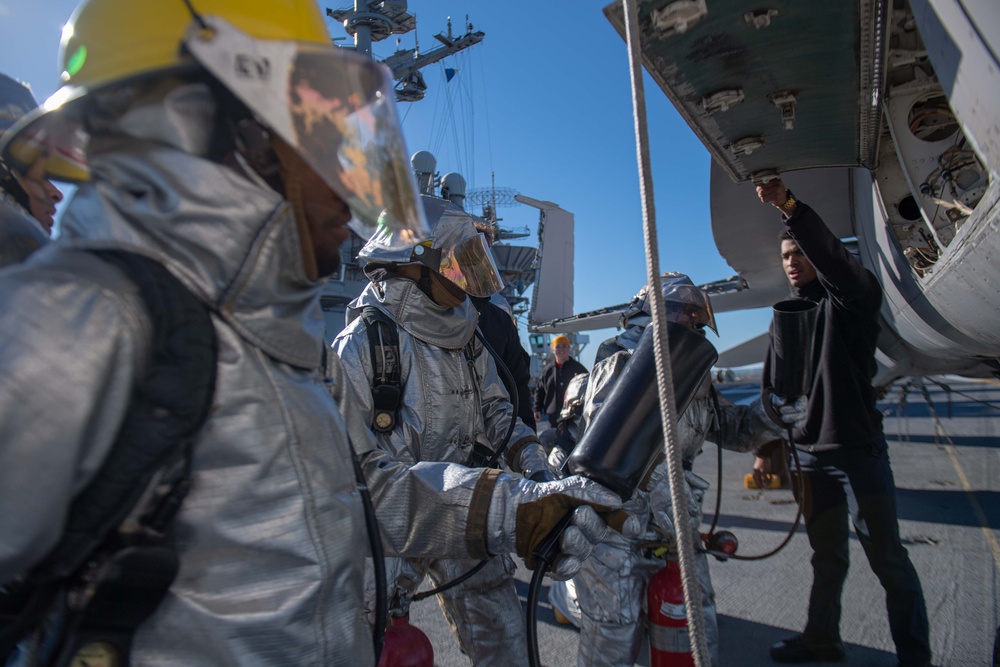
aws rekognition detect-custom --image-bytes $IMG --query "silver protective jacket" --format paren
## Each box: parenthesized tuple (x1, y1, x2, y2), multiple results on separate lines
(0, 89, 499, 667)
(566, 326, 783, 667)
(333, 278, 545, 666)
(335, 278, 545, 477)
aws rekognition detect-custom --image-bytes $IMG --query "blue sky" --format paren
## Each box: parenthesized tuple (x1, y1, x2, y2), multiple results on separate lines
(1, 0, 776, 368)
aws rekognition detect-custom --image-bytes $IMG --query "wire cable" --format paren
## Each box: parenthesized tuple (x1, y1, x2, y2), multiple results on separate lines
(925, 376, 1000, 412)
(719, 433, 804, 561)
(704, 388, 805, 562)
(621, 0, 709, 663)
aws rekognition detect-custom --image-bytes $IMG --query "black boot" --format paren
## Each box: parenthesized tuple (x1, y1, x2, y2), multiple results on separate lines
(770, 635, 846, 663)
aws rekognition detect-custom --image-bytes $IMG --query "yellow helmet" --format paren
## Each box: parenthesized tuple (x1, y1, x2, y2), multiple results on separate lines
(59, 0, 330, 94)
(0, 0, 427, 246)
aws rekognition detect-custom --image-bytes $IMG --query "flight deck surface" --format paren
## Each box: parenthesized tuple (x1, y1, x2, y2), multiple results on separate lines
(408, 377, 1000, 666)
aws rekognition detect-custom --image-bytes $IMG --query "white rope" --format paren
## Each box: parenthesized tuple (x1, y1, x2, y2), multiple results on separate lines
(621, 1, 709, 664)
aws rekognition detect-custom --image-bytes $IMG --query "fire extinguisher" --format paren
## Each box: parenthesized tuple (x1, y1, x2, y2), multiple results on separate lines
(377, 614, 433, 667)
(647, 560, 695, 667)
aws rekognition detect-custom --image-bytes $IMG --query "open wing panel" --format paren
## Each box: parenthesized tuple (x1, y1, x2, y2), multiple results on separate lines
(604, 0, 885, 182)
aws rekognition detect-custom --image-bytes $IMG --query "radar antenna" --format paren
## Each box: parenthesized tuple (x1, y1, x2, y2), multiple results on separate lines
(466, 186, 520, 209)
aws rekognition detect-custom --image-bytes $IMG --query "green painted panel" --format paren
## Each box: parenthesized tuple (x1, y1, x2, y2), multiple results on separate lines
(606, 0, 874, 181)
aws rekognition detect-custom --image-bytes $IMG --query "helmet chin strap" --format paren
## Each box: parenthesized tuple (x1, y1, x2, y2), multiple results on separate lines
(396, 264, 466, 308)
(223, 103, 317, 280)
(272, 138, 318, 281)
(0, 166, 32, 214)
(426, 267, 467, 308)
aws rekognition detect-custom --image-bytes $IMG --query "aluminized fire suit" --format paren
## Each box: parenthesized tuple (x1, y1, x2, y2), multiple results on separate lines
(552, 324, 784, 667)
(334, 277, 552, 666)
(0, 94, 568, 666)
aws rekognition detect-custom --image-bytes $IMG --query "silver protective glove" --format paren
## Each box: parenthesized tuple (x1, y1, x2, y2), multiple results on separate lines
(518, 441, 562, 482)
(757, 391, 809, 429)
(546, 445, 569, 474)
(769, 394, 808, 428)
(488, 474, 640, 580)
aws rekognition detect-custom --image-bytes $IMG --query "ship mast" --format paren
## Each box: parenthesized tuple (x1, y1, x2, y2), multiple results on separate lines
(327, 1, 484, 102)
(317, 2, 488, 335)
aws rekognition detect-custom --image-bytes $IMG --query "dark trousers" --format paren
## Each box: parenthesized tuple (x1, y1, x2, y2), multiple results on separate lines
(792, 437, 931, 666)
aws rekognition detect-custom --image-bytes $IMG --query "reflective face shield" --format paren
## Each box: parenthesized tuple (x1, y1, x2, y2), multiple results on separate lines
(430, 231, 503, 297)
(415, 201, 503, 297)
(0, 91, 91, 183)
(185, 17, 427, 250)
(626, 273, 718, 335)
(360, 195, 504, 297)
(662, 283, 717, 334)
(0, 73, 90, 181)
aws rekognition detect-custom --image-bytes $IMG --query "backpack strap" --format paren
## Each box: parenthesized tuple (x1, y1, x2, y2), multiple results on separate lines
(0, 250, 218, 665)
(36, 250, 218, 579)
(361, 306, 402, 433)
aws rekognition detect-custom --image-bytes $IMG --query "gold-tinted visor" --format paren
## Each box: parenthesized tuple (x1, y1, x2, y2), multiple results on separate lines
(0, 86, 91, 183)
(185, 16, 427, 249)
(437, 233, 504, 298)
(664, 283, 717, 334)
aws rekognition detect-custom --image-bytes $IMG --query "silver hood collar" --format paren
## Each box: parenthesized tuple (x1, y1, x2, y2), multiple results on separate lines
(60, 139, 326, 369)
(351, 278, 478, 350)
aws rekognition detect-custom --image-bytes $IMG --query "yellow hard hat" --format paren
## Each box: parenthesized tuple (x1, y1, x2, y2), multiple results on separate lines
(552, 335, 571, 349)
(3, 0, 325, 183)
(61, 0, 330, 97)
(0, 0, 428, 246)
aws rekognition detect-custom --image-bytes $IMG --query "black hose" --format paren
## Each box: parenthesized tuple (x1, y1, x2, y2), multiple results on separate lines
(410, 560, 488, 602)
(525, 513, 572, 667)
(699, 385, 804, 562)
(526, 561, 550, 667)
(706, 386, 725, 538)
(717, 424, 804, 562)
(705, 443, 723, 538)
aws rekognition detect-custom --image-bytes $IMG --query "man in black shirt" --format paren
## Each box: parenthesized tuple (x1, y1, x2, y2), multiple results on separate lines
(471, 220, 536, 431)
(472, 295, 536, 430)
(534, 336, 588, 442)
(754, 179, 931, 667)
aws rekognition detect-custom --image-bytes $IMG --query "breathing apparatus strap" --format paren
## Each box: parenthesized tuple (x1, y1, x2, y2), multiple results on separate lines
(0, 166, 32, 213)
(362, 306, 402, 433)
(460, 334, 495, 469)
(0, 250, 217, 667)
(473, 328, 521, 471)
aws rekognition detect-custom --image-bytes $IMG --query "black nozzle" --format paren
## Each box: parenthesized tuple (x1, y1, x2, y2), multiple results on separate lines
(769, 300, 818, 400)
(565, 321, 718, 501)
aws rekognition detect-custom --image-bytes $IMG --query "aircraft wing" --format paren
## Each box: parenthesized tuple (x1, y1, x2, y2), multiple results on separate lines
(601, 0, 878, 309)
(603, 0, 1000, 385)
(603, 0, 883, 182)
(708, 163, 857, 310)
(530, 301, 633, 334)
(715, 331, 769, 368)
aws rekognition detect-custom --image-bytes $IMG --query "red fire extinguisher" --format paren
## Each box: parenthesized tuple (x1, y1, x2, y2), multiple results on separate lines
(377, 614, 433, 667)
(647, 560, 695, 667)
